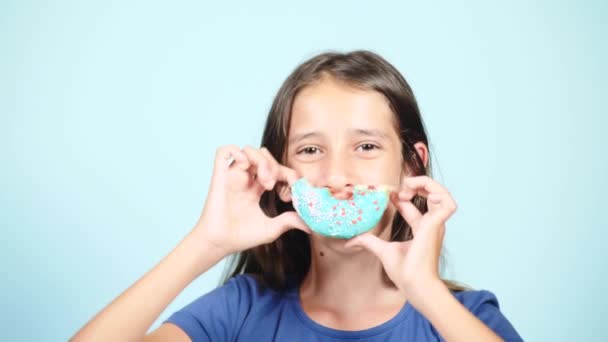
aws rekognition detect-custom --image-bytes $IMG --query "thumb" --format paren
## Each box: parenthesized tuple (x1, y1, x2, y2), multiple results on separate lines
(273, 211, 312, 235)
(344, 233, 388, 258)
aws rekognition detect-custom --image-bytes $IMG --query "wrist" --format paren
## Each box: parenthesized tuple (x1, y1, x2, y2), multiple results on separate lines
(402, 276, 448, 306)
(191, 219, 235, 255)
(181, 230, 230, 273)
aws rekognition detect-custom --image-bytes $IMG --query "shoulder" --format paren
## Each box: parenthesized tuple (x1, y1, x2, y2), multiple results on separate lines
(163, 274, 275, 341)
(182, 273, 258, 308)
(189, 273, 278, 312)
(449, 288, 524, 341)
(167, 273, 291, 321)
(452, 288, 501, 311)
(222, 273, 288, 301)
(196, 273, 269, 298)
(450, 288, 507, 321)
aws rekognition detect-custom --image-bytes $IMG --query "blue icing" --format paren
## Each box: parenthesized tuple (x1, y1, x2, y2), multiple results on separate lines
(290, 178, 390, 239)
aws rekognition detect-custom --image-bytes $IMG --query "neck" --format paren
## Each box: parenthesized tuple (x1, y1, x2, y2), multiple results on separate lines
(299, 218, 404, 313)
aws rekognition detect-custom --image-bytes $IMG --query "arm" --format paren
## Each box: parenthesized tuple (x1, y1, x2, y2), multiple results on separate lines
(70, 230, 226, 342)
(70, 145, 309, 341)
(345, 175, 520, 341)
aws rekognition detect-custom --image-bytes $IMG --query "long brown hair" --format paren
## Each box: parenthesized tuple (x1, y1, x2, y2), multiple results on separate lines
(220, 50, 469, 292)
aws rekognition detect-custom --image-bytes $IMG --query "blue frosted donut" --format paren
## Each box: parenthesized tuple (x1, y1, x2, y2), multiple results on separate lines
(290, 178, 390, 239)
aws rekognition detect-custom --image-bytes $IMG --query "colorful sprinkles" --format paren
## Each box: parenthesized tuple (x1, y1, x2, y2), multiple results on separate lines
(290, 178, 391, 239)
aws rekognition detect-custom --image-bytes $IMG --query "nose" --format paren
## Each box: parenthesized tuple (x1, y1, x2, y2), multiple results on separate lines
(321, 152, 354, 200)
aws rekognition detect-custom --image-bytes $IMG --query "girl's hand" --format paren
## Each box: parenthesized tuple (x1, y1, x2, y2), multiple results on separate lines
(191, 145, 311, 257)
(344, 176, 457, 296)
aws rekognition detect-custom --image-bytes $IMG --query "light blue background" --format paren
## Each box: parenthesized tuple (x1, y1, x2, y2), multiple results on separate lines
(2, 1, 606, 341)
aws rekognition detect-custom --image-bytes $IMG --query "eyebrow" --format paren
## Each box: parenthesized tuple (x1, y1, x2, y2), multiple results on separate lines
(350, 128, 390, 139)
(288, 128, 389, 144)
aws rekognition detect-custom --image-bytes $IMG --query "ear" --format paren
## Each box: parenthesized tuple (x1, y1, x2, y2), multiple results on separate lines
(277, 183, 292, 202)
(402, 142, 429, 176)
(413, 142, 429, 169)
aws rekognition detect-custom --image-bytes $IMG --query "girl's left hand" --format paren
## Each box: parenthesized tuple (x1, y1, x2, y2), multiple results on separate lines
(344, 175, 458, 297)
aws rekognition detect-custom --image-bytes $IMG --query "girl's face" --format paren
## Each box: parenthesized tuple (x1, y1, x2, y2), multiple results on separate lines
(286, 76, 404, 198)
(283, 76, 407, 244)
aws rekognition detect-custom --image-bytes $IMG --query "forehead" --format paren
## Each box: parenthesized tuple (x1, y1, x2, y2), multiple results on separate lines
(290, 77, 396, 133)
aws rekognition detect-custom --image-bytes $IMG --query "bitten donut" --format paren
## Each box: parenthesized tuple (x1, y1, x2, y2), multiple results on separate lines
(290, 178, 391, 239)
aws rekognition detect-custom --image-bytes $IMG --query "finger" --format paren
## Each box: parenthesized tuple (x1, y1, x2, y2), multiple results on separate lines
(277, 165, 300, 185)
(402, 176, 456, 217)
(242, 146, 275, 190)
(390, 192, 422, 235)
(259, 147, 300, 186)
(214, 145, 242, 171)
(258, 147, 284, 187)
(242, 164, 265, 196)
(402, 175, 449, 198)
(228, 149, 250, 171)
(344, 233, 388, 259)
(259, 147, 277, 163)
(273, 211, 312, 235)
(428, 193, 442, 204)
(427, 192, 458, 219)
(397, 187, 416, 201)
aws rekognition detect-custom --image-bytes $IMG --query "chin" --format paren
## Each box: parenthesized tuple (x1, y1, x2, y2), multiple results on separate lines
(311, 223, 383, 255)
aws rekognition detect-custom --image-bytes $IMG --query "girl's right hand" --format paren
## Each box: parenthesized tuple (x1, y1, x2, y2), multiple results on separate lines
(190, 145, 311, 257)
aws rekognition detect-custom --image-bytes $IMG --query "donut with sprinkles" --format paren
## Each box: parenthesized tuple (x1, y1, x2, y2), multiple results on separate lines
(290, 178, 391, 239)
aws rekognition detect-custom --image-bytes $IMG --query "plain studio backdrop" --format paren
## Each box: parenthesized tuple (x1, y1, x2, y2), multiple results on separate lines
(1, 1, 606, 341)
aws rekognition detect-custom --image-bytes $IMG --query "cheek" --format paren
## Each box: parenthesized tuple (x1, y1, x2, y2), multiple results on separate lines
(354, 158, 402, 183)
(288, 153, 402, 185)
(286, 160, 320, 182)
(297, 165, 324, 185)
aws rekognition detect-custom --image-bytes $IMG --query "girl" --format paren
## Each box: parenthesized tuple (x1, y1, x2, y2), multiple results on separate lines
(71, 50, 523, 341)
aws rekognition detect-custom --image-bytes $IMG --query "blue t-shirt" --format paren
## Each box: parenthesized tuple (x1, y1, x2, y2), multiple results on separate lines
(164, 274, 523, 341)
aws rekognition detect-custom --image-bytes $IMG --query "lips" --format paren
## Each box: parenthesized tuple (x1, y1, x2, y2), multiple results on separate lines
(328, 186, 354, 200)
(290, 178, 390, 239)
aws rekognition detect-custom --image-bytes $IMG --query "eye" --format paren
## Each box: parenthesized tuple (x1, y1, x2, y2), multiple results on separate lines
(356, 143, 380, 152)
(297, 146, 321, 155)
